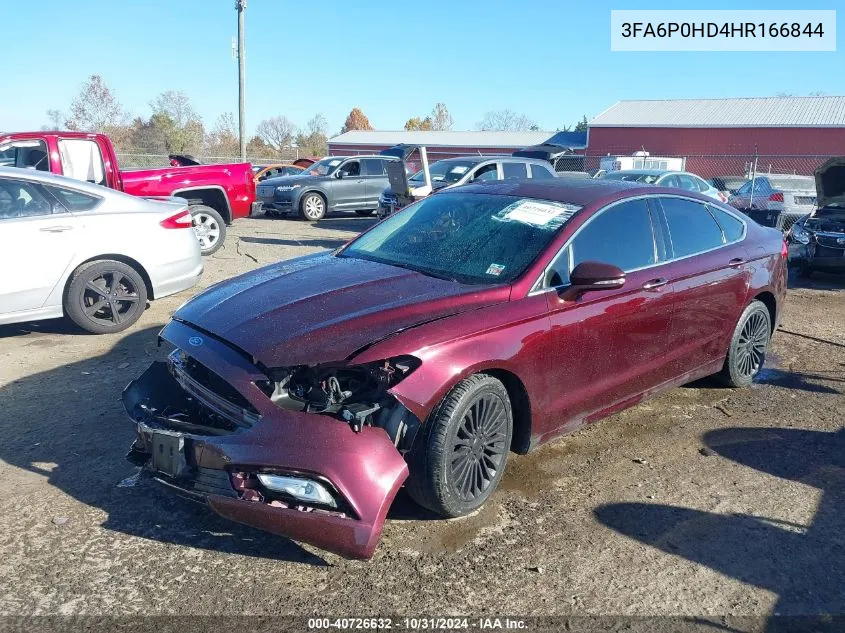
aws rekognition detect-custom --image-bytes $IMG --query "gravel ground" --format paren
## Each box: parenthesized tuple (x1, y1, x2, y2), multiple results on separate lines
(0, 215, 843, 621)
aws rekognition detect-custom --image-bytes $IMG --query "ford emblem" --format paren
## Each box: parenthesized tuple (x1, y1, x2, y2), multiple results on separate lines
(188, 336, 203, 346)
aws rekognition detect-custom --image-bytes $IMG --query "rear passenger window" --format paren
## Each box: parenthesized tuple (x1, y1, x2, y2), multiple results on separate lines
(660, 198, 725, 258)
(530, 164, 555, 179)
(708, 206, 745, 242)
(570, 199, 656, 273)
(362, 159, 387, 176)
(502, 163, 528, 179)
(47, 185, 101, 211)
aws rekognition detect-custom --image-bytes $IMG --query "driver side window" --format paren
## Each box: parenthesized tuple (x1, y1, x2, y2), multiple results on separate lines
(340, 161, 360, 177)
(471, 164, 498, 182)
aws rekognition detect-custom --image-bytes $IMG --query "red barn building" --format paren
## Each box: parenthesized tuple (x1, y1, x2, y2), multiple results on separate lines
(587, 96, 845, 178)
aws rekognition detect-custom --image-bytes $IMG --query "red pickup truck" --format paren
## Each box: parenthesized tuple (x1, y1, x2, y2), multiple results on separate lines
(0, 131, 258, 255)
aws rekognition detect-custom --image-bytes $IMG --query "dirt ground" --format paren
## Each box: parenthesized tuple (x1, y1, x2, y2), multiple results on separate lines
(0, 215, 843, 620)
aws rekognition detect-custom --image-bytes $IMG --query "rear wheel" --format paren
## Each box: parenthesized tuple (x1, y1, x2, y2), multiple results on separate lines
(299, 193, 326, 221)
(190, 205, 226, 255)
(405, 374, 513, 517)
(717, 300, 771, 388)
(64, 260, 148, 334)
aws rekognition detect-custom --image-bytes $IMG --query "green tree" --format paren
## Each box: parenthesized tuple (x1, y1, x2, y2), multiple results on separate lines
(404, 116, 432, 131)
(574, 115, 589, 133)
(295, 113, 329, 156)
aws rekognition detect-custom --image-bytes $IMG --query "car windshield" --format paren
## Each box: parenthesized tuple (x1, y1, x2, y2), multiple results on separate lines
(301, 158, 343, 176)
(409, 160, 478, 184)
(340, 192, 581, 285)
(766, 176, 815, 190)
(602, 172, 661, 184)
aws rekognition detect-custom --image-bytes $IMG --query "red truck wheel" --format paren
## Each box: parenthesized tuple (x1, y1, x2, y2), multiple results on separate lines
(190, 205, 226, 255)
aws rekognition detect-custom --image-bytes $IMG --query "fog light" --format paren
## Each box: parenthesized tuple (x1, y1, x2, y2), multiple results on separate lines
(256, 474, 337, 507)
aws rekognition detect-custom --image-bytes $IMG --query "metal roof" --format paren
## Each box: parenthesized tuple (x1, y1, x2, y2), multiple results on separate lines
(328, 130, 556, 148)
(590, 96, 845, 128)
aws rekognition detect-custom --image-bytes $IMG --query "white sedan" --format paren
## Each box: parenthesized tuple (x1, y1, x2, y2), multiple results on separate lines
(0, 167, 202, 333)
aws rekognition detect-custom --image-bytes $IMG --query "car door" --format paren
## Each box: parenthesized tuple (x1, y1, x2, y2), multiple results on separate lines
(658, 174, 681, 189)
(540, 197, 675, 428)
(0, 177, 79, 315)
(502, 161, 528, 180)
(468, 162, 500, 183)
(332, 159, 366, 209)
(652, 196, 752, 376)
(361, 158, 390, 209)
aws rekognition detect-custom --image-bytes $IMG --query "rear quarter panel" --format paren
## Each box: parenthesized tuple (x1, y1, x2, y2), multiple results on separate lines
(119, 164, 255, 219)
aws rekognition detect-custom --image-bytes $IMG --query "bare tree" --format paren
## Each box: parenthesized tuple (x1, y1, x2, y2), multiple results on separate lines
(341, 108, 373, 133)
(475, 109, 537, 132)
(148, 91, 204, 154)
(43, 109, 64, 131)
(430, 102, 453, 131)
(295, 113, 329, 156)
(205, 113, 240, 156)
(256, 116, 296, 155)
(65, 75, 129, 138)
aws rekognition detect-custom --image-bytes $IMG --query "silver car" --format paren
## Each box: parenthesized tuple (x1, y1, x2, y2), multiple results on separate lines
(728, 174, 817, 231)
(601, 169, 726, 202)
(0, 167, 202, 333)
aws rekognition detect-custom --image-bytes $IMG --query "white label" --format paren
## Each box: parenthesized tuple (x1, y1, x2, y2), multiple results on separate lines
(503, 200, 573, 226)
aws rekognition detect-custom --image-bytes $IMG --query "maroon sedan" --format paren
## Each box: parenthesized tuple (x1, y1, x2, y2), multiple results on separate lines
(123, 179, 787, 559)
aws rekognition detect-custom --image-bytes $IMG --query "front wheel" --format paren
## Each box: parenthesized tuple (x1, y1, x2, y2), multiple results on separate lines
(190, 205, 226, 255)
(717, 300, 771, 388)
(64, 260, 148, 334)
(299, 193, 326, 221)
(405, 374, 513, 517)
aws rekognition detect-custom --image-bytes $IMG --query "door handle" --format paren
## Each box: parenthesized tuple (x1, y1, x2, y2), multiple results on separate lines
(642, 277, 669, 290)
(728, 257, 746, 268)
(40, 225, 73, 232)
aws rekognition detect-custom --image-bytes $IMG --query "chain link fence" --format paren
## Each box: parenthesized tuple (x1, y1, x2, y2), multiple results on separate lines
(115, 151, 300, 169)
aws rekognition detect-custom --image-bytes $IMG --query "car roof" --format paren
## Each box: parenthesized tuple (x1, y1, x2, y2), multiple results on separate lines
(0, 166, 117, 196)
(454, 177, 649, 207)
(430, 155, 548, 167)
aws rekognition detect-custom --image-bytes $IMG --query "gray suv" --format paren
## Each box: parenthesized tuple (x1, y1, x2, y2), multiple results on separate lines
(256, 155, 398, 221)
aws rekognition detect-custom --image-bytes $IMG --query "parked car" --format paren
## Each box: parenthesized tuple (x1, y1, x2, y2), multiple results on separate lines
(377, 156, 556, 217)
(123, 178, 786, 559)
(729, 174, 817, 232)
(602, 169, 726, 201)
(0, 131, 258, 255)
(0, 167, 202, 333)
(255, 155, 399, 220)
(252, 163, 305, 183)
(787, 157, 845, 276)
(708, 176, 749, 198)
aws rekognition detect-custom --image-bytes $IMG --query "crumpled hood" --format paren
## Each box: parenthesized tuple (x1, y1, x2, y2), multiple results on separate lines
(174, 252, 509, 368)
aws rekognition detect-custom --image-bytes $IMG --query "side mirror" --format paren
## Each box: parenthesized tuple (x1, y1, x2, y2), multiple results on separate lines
(569, 261, 626, 292)
(336, 170, 345, 179)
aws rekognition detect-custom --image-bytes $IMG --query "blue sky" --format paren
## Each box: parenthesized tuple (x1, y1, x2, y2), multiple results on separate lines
(1, 0, 841, 136)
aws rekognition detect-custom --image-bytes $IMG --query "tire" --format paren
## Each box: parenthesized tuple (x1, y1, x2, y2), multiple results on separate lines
(299, 193, 326, 221)
(64, 260, 148, 334)
(190, 205, 226, 255)
(405, 374, 513, 517)
(355, 209, 375, 216)
(716, 300, 772, 388)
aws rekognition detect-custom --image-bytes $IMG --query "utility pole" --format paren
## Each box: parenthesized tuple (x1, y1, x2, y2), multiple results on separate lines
(236, 0, 246, 160)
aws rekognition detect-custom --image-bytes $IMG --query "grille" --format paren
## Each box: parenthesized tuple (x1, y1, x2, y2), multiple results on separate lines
(816, 235, 845, 249)
(169, 351, 260, 429)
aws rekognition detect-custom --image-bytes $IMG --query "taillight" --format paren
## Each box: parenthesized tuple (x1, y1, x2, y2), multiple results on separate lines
(160, 209, 193, 229)
(781, 239, 789, 259)
(769, 192, 784, 203)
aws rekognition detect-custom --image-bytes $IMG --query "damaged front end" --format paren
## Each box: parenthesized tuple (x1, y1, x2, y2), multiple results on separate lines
(790, 157, 845, 273)
(122, 319, 417, 559)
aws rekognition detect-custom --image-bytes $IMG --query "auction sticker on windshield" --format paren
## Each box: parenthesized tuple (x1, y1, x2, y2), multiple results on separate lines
(501, 200, 579, 227)
(485, 263, 505, 276)
(450, 166, 469, 174)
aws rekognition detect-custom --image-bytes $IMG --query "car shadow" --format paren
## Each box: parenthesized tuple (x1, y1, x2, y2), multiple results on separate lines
(0, 326, 328, 565)
(787, 268, 845, 291)
(239, 235, 349, 250)
(595, 426, 845, 626)
(313, 216, 378, 232)
(0, 318, 81, 337)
